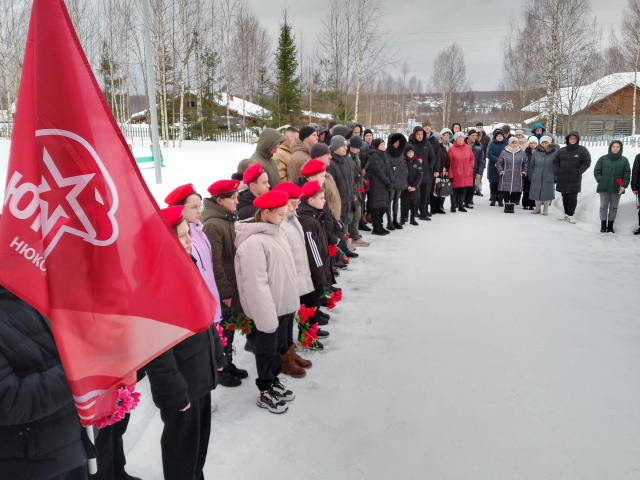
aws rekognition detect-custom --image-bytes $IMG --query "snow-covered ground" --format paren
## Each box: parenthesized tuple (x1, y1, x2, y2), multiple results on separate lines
(1, 140, 639, 479)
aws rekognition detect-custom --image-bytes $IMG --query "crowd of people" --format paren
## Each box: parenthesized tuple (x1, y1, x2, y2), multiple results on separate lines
(4, 119, 640, 480)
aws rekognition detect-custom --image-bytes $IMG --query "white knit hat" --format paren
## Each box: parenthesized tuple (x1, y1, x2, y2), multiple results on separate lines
(508, 136, 519, 144)
(540, 135, 553, 144)
(454, 131, 465, 140)
(528, 136, 539, 144)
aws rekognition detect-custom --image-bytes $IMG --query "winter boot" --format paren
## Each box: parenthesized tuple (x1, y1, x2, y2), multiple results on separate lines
(532, 201, 542, 214)
(410, 217, 419, 225)
(281, 351, 306, 378)
(224, 334, 248, 379)
(393, 221, 403, 230)
(600, 220, 607, 233)
(218, 367, 242, 387)
(372, 225, 388, 236)
(543, 201, 550, 216)
(257, 389, 288, 414)
(504, 203, 515, 213)
(458, 195, 467, 212)
(490, 194, 497, 206)
(634, 227, 640, 235)
(450, 195, 457, 213)
(289, 344, 312, 368)
(386, 222, 395, 231)
(606, 220, 615, 233)
(498, 194, 504, 207)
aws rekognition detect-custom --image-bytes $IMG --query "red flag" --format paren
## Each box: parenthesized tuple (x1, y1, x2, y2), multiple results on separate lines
(0, 0, 215, 426)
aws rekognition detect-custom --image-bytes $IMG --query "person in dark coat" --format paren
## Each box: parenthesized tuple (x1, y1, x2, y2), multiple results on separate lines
(386, 132, 408, 230)
(323, 120, 337, 145)
(553, 131, 592, 224)
(594, 140, 631, 233)
(521, 136, 539, 210)
(425, 125, 442, 218)
(464, 128, 485, 208)
(407, 125, 436, 221)
(476, 122, 490, 157)
(528, 137, 557, 216)
(146, 212, 222, 480)
(400, 144, 423, 225)
(366, 139, 394, 235)
(431, 132, 450, 214)
(487, 129, 507, 206)
(0, 286, 93, 480)
(632, 152, 640, 234)
(328, 135, 356, 258)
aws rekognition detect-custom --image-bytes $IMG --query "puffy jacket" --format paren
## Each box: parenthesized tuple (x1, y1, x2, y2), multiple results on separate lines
(287, 139, 311, 184)
(0, 287, 91, 480)
(324, 172, 342, 222)
(297, 177, 342, 245)
(554, 132, 592, 193)
(529, 144, 558, 201)
(234, 222, 300, 333)
(448, 142, 475, 189)
(497, 146, 529, 193)
(272, 139, 292, 182)
(426, 133, 442, 177)
(402, 149, 423, 200)
(408, 127, 436, 183)
(201, 200, 241, 312)
(236, 189, 257, 221)
(366, 148, 394, 209)
(487, 133, 507, 183)
(280, 212, 314, 296)
(328, 151, 355, 219)
(351, 151, 365, 200)
(386, 133, 408, 191)
(190, 222, 222, 323)
(297, 202, 334, 289)
(250, 128, 285, 188)
(469, 140, 486, 176)
(594, 141, 631, 194)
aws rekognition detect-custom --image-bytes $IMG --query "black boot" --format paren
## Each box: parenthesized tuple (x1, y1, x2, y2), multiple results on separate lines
(218, 367, 242, 387)
(224, 339, 248, 379)
(634, 227, 640, 235)
(358, 222, 372, 232)
(600, 220, 607, 233)
(386, 222, 395, 231)
(393, 220, 403, 229)
(498, 194, 504, 207)
(372, 225, 388, 236)
(450, 195, 457, 213)
(410, 216, 419, 225)
(490, 194, 497, 206)
(607, 220, 615, 233)
(458, 195, 467, 212)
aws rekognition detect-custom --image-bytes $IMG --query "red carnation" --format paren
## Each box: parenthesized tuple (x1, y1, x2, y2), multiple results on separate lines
(359, 187, 365, 194)
(328, 244, 338, 256)
(226, 324, 235, 330)
(617, 178, 624, 187)
(333, 289, 343, 302)
(365, 179, 370, 185)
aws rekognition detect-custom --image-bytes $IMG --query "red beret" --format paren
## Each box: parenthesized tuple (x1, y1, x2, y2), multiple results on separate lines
(253, 191, 289, 209)
(243, 163, 265, 184)
(301, 180, 322, 199)
(301, 159, 326, 177)
(207, 179, 240, 196)
(164, 184, 196, 206)
(272, 182, 303, 199)
(161, 206, 186, 228)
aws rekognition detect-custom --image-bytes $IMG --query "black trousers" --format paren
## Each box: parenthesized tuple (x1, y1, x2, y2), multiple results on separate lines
(489, 182, 499, 194)
(48, 466, 88, 480)
(418, 182, 430, 215)
(88, 413, 130, 480)
(255, 314, 292, 392)
(499, 191, 522, 203)
(159, 392, 211, 480)
(401, 197, 418, 220)
(370, 206, 386, 226)
(561, 192, 578, 216)
(522, 178, 535, 207)
(390, 190, 402, 221)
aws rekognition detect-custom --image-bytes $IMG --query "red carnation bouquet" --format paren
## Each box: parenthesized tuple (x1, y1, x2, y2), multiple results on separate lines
(617, 178, 625, 194)
(223, 312, 253, 335)
(322, 287, 343, 310)
(328, 244, 338, 257)
(296, 305, 319, 347)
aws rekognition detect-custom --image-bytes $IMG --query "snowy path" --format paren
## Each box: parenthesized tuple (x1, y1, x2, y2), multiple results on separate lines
(127, 198, 639, 480)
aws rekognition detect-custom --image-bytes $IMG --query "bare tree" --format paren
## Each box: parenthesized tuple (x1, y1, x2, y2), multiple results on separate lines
(429, 43, 470, 129)
(619, 0, 640, 135)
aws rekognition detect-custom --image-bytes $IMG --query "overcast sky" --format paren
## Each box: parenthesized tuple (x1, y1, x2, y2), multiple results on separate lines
(251, 0, 626, 91)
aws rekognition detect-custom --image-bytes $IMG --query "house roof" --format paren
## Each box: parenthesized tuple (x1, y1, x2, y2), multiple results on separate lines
(522, 72, 640, 116)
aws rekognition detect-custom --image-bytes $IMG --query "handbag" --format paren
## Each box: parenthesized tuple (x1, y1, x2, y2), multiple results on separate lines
(436, 177, 454, 197)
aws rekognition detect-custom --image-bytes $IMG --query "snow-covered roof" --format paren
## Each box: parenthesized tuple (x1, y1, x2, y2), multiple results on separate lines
(523, 72, 640, 115)
(302, 110, 332, 120)
(215, 93, 269, 119)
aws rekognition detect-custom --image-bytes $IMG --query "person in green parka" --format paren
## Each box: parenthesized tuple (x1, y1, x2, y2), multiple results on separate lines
(250, 128, 286, 188)
(594, 140, 631, 233)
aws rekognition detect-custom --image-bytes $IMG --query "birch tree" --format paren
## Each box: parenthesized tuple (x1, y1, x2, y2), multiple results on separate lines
(429, 43, 470, 129)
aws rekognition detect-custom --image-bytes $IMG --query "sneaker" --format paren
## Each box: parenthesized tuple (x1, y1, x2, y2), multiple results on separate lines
(306, 340, 324, 350)
(344, 249, 359, 258)
(352, 238, 370, 247)
(317, 328, 330, 338)
(568, 216, 577, 224)
(257, 389, 288, 413)
(218, 368, 241, 387)
(316, 310, 330, 320)
(557, 215, 569, 222)
(272, 378, 295, 402)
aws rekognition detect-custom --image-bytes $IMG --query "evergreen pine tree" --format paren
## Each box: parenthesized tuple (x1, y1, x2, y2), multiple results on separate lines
(270, 8, 300, 127)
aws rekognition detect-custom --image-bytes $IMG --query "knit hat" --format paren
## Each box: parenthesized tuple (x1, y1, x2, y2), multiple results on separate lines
(508, 136, 519, 145)
(372, 138, 384, 150)
(243, 162, 265, 184)
(540, 135, 553, 144)
(330, 135, 347, 151)
(404, 144, 415, 155)
(310, 142, 331, 158)
(466, 128, 478, 136)
(432, 132, 443, 140)
(299, 126, 316, 141)
(527, 136, 539, 145)
(363, 128, 373, 137)
(161, 206, 186, 228)
(349, 136, 364, 149)
(515, 129, 524, 136)
(328, 120, 337, 129)
(165, 183, 196, 206)
(208, 179, 240, 196)
(253, 191, 289, 209)
(453, 131, 465, 140)
(301, 159, 326, 177)
(308, 123, 320, 131)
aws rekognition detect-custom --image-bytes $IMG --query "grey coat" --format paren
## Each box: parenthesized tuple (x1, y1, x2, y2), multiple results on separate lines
(529, 144, 558, 201)
(497, 146, 529, 193)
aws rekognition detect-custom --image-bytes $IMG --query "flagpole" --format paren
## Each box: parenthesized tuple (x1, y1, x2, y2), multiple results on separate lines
(142, 0, 162, 184)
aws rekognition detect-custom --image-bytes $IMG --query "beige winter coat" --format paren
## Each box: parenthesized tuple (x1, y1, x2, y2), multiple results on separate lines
(280, 212, 314, 296)
(324, 173, 342, 222)
(234, 221, 300, 333)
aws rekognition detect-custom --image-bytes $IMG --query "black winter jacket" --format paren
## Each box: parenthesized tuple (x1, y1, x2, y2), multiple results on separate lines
(297, 178, 342, 245)
(366, 149, 394, 209)
(401, 149, 423, 199)
(386, 133, 408, 191)
(631, 153, 640, 192)
(408, 127, 436, 184)
(470, 140, 486, 176)
(0, 287, 90, 480)
(236, 190, 257, 220)
(328, 152, 355, 219)
(553, 132, 592, 193)
(426, 133, 442, 182)
(145, 259, 220, 411)
(297, 202, 333, 288)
